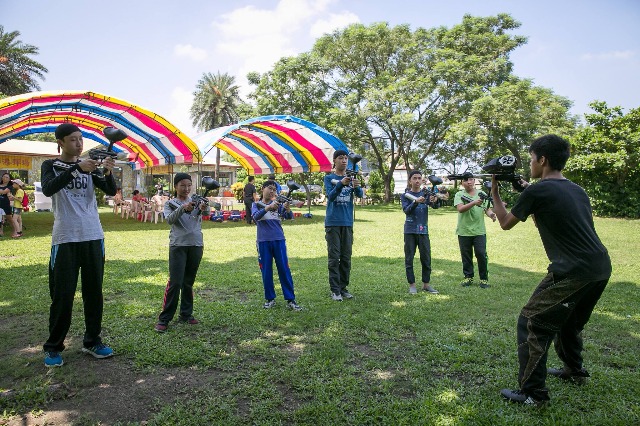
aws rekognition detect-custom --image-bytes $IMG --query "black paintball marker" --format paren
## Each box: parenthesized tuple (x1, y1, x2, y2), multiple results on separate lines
(257, 180, 304, 208)
(403, 175, 445, 203)
(89, 127, 129, 178)
(460, 181, 493, 209)
(331, 152, 363, 187)
(447, 155, 526, 192)
(190, 176, 221, 207)
(52, 126, 128, 176)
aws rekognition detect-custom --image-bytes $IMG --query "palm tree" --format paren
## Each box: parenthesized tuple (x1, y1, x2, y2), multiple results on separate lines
(190, 72, 243, 179)
(0, 25, 48, 96)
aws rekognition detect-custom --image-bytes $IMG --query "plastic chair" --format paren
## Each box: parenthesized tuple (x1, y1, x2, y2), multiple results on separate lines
(121, 201, 131, 218)
(153, 199, 166, 224)
(128, 200, 141, 220)
(142, 203, 153, 222)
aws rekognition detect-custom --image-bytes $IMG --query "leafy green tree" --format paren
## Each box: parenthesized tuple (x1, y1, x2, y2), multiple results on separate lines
(451, 77, 577, 174)
(565, 102, 640, 217)
(0, 25, 48, 96)
(191, 72, 244, 178)
(249, 15, 526, 201)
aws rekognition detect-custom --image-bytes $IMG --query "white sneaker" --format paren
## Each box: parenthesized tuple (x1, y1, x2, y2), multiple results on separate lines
(331, 293, 343, 302)
(263, 299, 276, 309)
(287, 300, 303, 311)
(341, 290, 354, 299)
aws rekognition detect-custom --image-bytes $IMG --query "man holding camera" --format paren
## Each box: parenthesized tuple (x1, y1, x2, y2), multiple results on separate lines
(491, 134, 611, 406)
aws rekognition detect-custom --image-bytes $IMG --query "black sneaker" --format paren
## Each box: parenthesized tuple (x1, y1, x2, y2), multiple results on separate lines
(548, 367, 589, 385)
(500, 389, 548, 406)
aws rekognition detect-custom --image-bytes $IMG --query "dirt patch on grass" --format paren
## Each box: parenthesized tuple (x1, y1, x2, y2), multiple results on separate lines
(5, 355, 226, 425)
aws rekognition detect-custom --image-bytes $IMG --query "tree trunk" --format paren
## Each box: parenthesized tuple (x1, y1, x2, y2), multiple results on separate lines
(215, 148, 221, 180)
(383, 173, 394, 203)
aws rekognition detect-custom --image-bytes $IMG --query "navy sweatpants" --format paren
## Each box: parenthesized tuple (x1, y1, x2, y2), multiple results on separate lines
(257, 240, 295, 301)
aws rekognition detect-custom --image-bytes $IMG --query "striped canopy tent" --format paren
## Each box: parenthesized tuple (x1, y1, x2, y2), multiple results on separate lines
(0, 91, 201, 169)
(193, 115, 349, 175)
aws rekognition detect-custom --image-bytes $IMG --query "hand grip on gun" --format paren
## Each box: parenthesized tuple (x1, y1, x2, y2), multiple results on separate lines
(403, 192, 426, 203)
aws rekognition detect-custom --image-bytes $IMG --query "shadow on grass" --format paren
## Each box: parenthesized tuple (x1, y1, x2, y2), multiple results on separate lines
(1, 252, 638, 424)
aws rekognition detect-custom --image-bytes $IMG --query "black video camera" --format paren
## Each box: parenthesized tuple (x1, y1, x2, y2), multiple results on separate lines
(447, 155, 525, 192)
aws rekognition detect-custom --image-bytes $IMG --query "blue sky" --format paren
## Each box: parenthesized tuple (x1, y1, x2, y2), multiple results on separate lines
(3, 0, 639, 136)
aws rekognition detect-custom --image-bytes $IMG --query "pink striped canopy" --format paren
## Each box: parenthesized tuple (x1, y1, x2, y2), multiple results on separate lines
(193, 115, 349, 175)
(0, 91, 201, 169)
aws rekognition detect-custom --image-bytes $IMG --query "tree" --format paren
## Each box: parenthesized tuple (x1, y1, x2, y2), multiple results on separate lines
(250, 15, 526, 201)
(565, 101, 640, 217)
(190, 72, 243, 178)
(0, 25, 48, 96)
(450, 77, 576, 174)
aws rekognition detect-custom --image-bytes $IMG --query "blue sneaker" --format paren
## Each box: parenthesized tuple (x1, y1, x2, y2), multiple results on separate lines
(81, 343, 114, 359)
(44, 351, 64, 367)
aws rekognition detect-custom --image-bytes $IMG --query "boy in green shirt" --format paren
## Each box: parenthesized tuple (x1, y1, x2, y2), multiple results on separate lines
(453, 172, 497, 288)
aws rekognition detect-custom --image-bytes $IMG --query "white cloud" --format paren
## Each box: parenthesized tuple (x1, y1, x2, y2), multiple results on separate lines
(166, 87, 196, 137)
(581, 50, 635, 61)
(174, 44, 208, 62)
(310, 11, 360, 38)
(212, 0, 352, 76)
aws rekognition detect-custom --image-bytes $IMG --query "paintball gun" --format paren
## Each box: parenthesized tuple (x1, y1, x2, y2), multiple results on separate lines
(52, 126, 128, 177)
(90, 127, 129, 178)
(256, 180, 304, 208)
(190, 176, 221, 208)
(459, 182, 494, 211)
(447, 155, 526, 192)
(331, 152, 363, 187)
(403, 175, 446, 203)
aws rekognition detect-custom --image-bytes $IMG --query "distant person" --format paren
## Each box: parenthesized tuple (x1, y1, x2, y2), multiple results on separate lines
(401, 171, 439, 294)
(113, 187, 124, 214)
(243, 176, 257, 224)
(155, 173, 210, 333)
(131, 189, 143, 203)
(453, 172, 496, 288)
(11, 178, 25, 238)
(323, 150, 363, 301)
(252, 180, 301, 311)
(0, 172, 14, 237)
(41, 123, 117, 367)
(492, 135, 611, 406)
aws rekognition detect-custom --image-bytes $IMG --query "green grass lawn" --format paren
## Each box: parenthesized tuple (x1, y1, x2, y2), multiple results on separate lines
(1, 205, 639, 425)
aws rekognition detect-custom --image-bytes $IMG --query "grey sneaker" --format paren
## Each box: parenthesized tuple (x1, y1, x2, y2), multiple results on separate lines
(263, 299, 276, 309)
(409, 286, 418, 294)
(547, 367, 589, 385)
(331, 293, 343, 302)
(341, 290, 354, 299)
(286, 300, 303, 311)
(422, 285, 439, 294)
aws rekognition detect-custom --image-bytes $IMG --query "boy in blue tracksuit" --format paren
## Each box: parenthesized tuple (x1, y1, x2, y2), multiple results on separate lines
(402, 170, 439, 295)
(252, 180, 302, 311)
(323, 150, 364, 301)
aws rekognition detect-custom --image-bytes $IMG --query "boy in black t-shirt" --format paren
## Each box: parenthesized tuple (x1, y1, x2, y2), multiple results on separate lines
(491, 134, 611, 406)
